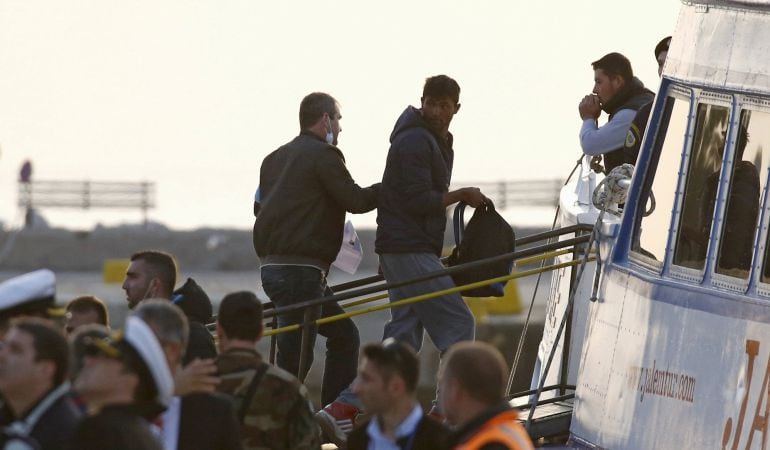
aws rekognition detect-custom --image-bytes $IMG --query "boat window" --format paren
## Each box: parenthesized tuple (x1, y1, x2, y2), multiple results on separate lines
(672, 103, 731, 270)
(738, 110, 770, 283)
(631, 96, 689, 263)
(717, 110, 766, 279)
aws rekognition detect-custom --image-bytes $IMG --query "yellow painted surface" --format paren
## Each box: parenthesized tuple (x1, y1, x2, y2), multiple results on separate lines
(102, 259, 129, 284)
(464, 274, 523, 319)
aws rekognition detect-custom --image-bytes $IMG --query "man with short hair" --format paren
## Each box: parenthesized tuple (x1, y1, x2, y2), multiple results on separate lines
(122, 250, 216, 363)
(72, 316, 173, 450)
(253, 93, 379, 412)
(440, 342, 533, 450)
(578, 52, 654, 173)
(0, 318, 82, 450)
(357, 75, 486, 424)
(347, 339, 448, 450)
(123, 251, 177, 310)
(65, 295, 109, 334)
(215, 291, 321, 450)
(134, 301, 242, 450)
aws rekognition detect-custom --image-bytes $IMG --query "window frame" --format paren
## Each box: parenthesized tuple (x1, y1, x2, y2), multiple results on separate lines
(627, 88, 770, 297)
(666, 90, 734, 284)
(628, 84, 695, 274)
(739, 95, 770, 297)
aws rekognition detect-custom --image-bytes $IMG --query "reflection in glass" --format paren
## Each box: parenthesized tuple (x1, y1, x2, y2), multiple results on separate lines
(632, 96, 689, 263)
(717, 110, 764, 279)
(673, 103, 730, 270)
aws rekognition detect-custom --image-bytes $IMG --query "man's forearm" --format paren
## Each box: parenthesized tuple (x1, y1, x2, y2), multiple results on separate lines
(443, 189, 465, 207)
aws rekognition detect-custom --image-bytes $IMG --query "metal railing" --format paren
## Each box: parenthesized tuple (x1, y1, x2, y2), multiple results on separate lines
(18, 180, 156, 223)
(454, 179, 563, 208)
(260, 224, 594, 380)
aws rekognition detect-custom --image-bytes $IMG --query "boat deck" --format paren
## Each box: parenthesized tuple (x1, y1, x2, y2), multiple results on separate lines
(517, 398, 573, 441)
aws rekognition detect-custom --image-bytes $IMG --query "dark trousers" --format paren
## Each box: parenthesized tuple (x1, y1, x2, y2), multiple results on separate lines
(261, 265, 359, 406)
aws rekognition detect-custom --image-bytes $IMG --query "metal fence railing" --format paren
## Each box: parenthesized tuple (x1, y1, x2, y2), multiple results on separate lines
(18, 180, 156, 222)
(453, 179, 563, 208)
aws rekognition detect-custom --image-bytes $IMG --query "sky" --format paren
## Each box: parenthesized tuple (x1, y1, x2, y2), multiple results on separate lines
(0, 0, 681, 231)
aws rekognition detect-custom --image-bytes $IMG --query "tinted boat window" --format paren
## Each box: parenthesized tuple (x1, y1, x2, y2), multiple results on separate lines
(717, 110, 766, 279)
(632, 96, 689, 263)
(740, 111, 770, 282)
(673, 103, 730, 270)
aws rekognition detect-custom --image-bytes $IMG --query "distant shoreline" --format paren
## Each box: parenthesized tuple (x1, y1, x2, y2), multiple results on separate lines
(0, 224, 548, 272)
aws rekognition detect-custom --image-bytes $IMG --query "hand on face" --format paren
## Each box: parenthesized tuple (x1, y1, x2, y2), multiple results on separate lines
(579, 94, 601, 120)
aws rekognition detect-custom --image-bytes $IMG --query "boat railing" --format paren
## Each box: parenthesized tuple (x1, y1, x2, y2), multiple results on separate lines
(246, 223, 595, 380)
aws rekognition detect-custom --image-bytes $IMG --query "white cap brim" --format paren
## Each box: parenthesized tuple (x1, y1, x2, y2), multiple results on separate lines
(124, 316, 174, 407)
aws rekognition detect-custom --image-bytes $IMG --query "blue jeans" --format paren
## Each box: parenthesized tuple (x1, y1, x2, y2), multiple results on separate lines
(261, 265, 360, 406)
(380, 253, 475, 352)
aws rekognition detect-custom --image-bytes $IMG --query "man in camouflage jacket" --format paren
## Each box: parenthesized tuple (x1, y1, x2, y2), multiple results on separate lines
(214, 291, 321, 450)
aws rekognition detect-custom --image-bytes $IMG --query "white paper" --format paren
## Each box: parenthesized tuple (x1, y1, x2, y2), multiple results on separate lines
(332, 220, 364, 274)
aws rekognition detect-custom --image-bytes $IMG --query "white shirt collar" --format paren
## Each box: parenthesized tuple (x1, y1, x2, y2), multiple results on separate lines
(155, 396, 181, 450)
(366, 404, 423, 450)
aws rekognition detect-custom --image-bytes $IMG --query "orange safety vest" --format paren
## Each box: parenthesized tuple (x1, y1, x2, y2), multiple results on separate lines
(455, 409, 534, 450)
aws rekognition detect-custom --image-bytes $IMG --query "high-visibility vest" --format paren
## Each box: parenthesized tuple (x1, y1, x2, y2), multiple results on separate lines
(454, 409, 534, 450)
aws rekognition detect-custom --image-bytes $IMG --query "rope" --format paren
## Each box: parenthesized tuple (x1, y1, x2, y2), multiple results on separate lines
(588, 163, 633, 301)
(591, 163, 634, 215)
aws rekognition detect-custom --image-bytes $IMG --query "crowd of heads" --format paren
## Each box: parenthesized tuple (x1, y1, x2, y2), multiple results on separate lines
(0, 252, 524, 449)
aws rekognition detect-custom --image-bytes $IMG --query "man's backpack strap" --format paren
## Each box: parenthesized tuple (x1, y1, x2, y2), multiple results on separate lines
(238, 362, 270, 422)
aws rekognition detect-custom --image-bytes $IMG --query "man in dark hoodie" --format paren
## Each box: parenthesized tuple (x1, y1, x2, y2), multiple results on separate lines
(253, 92, 380, 433)
(371, 75, 487, 413)
(578, 52, 655, 173)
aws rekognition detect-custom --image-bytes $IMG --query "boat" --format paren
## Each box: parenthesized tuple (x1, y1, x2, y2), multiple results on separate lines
(527, 0, 770, 447)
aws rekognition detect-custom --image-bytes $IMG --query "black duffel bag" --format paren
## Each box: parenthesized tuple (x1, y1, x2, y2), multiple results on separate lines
(446, 202, 515, 297)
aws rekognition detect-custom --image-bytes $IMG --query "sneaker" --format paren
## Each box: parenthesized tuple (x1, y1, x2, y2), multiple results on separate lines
(427, 406, 446, 424)
(315, 401, 360, 447)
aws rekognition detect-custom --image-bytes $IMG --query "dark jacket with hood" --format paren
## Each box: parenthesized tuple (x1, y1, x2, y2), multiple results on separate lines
(172, 278, 217, 365)
(601, 77, 654, 173)
(253, 131, 380, 271)
(375, 106, 453, 256)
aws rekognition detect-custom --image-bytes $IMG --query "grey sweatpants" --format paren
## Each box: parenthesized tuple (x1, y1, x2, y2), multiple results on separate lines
(380, 252, 475, 353)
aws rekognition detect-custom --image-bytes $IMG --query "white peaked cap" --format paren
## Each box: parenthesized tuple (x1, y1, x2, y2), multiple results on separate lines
(0, 269, 56, 311)
(124, 316, 175, 407)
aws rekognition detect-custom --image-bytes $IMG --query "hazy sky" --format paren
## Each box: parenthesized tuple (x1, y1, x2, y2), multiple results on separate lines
(0, 0, 681, 230)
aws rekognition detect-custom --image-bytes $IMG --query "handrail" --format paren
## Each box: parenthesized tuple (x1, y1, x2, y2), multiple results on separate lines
(263, 232, 592, 320)
(336, 248, 584, 311)
(262, 257, 595, 337)
(203, 247, 585, 333)
(508, 384, 576, 399)
(260, 224, 594, 306)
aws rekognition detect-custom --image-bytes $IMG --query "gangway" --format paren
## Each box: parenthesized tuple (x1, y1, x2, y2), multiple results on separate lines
(232, 223, 595, 443)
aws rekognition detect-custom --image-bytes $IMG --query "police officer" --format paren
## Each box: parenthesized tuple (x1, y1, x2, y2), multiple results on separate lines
(71, 316, 175, 450)
(0, 269, 64, 337)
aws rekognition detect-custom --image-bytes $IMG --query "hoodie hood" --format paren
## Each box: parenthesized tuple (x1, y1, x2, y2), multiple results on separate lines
(390, 106, 430, 143)
(171, 278, 213, 324)
(389, 106, 454, 149)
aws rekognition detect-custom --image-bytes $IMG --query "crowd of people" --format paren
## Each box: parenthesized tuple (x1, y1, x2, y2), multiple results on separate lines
(0, 255, 532, 450)
(0, 37, 671, 450)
